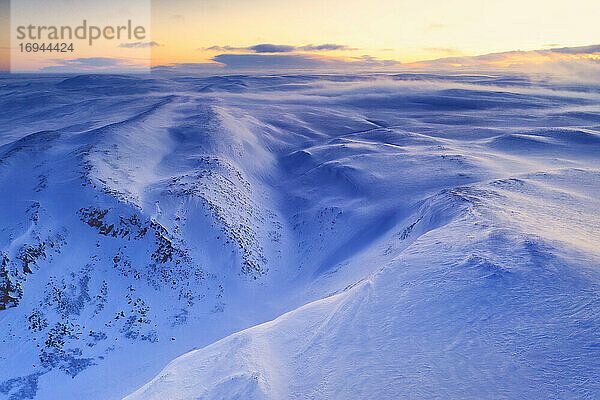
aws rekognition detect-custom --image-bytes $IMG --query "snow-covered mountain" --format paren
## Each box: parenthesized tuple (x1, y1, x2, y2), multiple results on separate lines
(1, 72, 599, 399)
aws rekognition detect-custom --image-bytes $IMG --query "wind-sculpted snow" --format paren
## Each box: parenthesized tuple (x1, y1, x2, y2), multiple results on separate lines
(0, 72, 599, 399)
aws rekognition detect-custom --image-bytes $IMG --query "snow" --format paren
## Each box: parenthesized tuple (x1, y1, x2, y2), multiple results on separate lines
(0, 72, 599, 399)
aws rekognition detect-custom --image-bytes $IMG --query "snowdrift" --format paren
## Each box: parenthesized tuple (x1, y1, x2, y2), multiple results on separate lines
(0, 72, 599, 399)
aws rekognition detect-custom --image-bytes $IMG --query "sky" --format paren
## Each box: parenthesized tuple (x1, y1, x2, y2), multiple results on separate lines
(2, 0, 600, 72)
(151, 0, 600, 64)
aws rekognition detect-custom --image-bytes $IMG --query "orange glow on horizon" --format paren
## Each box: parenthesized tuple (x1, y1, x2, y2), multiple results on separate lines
(5, 0, 600, 72)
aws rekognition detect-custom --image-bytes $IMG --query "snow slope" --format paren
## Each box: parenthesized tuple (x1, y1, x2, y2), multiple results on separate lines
(1, 72, 599, 399)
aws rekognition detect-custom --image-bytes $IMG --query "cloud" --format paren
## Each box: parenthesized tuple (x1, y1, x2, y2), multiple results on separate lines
(548, 45, 600, 55)
(250, 44, 296, 53)
(205, 45, 231, 51)
(409, 44, 600, 69)
(155, 53, 399, 73)
(56, 57, 126, 67)
(210, 53, 398, 71)
(299, 44, 357, 51)
(119, 41, 161, 48)
(151, 62, 224, 74)
(37, 57, 149, 73)
(161, 44, 600, 74)
(211, 54, 324, 69)
(204, 43, 356, 53)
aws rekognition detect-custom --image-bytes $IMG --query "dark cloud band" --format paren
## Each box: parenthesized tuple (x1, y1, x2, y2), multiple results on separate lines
(205, 43, 356, 53)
